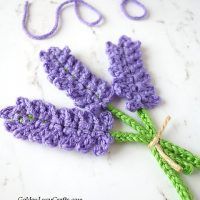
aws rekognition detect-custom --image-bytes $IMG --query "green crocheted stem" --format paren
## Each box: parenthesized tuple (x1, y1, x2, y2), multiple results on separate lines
(137, 109, 200, 173)
(137, 108, 156, 137)
(111, 131, 195, 199)
(137, 109, 198, 199)
(160, 140, 200, 170)
(109, 106, 200, 172)
(108, 105, 200, 200)
(111, 131, 200, 175)
(151, 147, 193, 200)
(108, 104, 146, 134)
(110, 131, 149, 144)
(162, 148, 194, 175)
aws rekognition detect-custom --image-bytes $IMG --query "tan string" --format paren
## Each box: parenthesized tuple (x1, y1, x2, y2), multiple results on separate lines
(148, 116, 183, 173)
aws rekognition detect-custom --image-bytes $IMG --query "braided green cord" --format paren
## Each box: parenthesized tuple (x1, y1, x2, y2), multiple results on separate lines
(111, 131, 200, 174)
(137, 109, 200, 169)
(108, 104, 146, 134)
(162, 148, 194, 175)
(109, 106, 199, 168)
(160, 140, 200, 170)
(108, 104, 200, 199)
(137, 109, 197, 199)
(110, 131, 149, 144)
(137, 109, 156, 137)
(110, 131, 194, 199)
(137, 109, 200, 171)
(151, 147, 193, 200)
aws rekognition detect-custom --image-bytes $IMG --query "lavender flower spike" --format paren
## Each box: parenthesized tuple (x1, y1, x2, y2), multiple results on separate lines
(40, 47, 114, 110)
(106, 35, 160, 112)
(0, 97, 113, 155)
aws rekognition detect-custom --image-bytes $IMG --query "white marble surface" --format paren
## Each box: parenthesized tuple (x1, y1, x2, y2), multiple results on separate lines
(0, 0, 200, 199)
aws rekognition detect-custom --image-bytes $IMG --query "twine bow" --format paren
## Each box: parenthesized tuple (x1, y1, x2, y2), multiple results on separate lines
(148, 116, 183, 173)
(107, 104, 200, 200)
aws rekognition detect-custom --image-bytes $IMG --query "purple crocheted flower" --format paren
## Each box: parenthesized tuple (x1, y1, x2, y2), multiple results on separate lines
(106, 35, 160, 111)
(0, 97, 113, 155)
(40, 47, 114, 110)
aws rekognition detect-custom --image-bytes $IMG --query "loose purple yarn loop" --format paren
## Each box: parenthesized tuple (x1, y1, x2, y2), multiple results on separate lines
(0, 97, 113, 155)
(121, 0, 148, 20)
(22, 0, 103, 40)
(74, 0, 103, 27)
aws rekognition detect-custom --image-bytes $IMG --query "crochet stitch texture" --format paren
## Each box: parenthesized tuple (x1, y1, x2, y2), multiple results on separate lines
(40, 47, 114, 110)
(106, 35, 160, 111)
(0, 97, 113, 155)
(0, 35, 199, 200)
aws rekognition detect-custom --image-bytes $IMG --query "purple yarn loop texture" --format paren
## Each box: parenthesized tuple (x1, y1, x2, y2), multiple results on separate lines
(106, 35, 160, 111)
(121, 0, 148, 20)
(40, 46, 114, 110)
(22, 1, 148, 40)
(22, 0, 103, 40)
(0, 97, 113, 155)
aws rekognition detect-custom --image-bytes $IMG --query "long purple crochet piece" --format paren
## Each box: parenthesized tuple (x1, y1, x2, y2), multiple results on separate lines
(0, 97, 113, 155)
(106, 35, 160, 111)
(40, 47, 114, 110)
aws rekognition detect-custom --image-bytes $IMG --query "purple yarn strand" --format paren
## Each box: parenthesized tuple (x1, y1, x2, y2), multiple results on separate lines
(22, 0, 73, 40)
(22, 0, 103, 40)
(0, 97, 113, 155)
(121, 0, 148, 20)
(74, 0, 103, 27)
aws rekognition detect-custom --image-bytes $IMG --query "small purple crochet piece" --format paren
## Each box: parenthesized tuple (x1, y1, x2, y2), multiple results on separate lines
(0, 97, 113, 155)
(40, 47, 114, 110)
(106, 35, 160, 112)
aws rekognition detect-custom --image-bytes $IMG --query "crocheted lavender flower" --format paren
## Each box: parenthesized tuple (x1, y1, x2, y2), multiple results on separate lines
(0, 97, 113, 155)
(106, 35, 160, 111)
(40, 47, 114, 110)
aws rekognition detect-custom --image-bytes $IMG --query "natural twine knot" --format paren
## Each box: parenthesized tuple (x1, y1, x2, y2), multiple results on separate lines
(148, 116, 183, 173)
